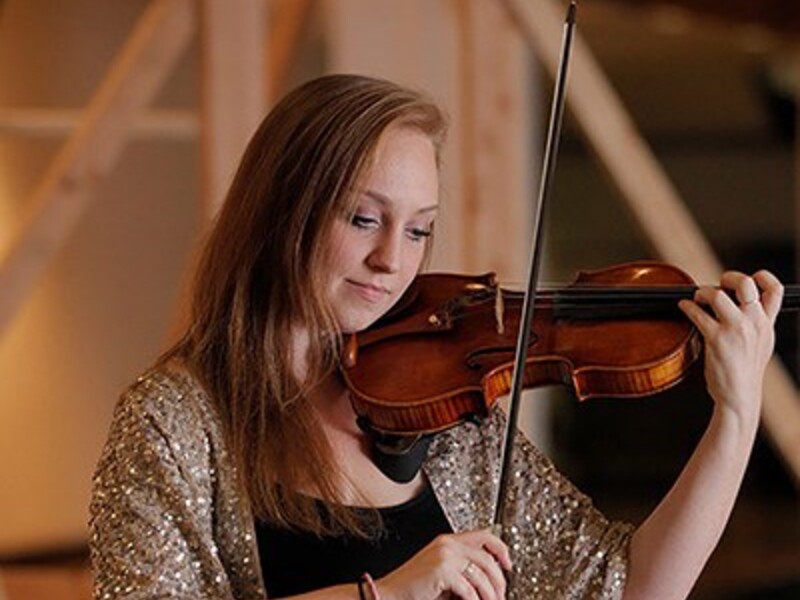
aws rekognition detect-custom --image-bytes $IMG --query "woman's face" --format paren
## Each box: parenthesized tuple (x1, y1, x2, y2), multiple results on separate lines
(325, 125, 439, 333)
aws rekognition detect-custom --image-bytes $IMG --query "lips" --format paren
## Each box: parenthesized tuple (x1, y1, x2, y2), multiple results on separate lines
(346, 279, 390, 303)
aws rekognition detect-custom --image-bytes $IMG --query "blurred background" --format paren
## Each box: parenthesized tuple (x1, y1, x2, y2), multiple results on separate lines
(0, 0, 797, 598)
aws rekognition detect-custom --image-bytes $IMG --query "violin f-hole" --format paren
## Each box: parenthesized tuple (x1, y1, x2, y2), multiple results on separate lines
(464, 334, 539, 370)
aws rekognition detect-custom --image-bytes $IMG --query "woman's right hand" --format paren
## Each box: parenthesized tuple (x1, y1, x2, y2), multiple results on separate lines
(376, 529, 512, 600)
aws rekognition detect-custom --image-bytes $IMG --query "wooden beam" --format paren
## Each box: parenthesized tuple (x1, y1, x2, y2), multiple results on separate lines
(268, 0, 317, 101)
(502, 0, 800, 486)
(0, 0, 194, 338)
(162, 1, 267, 345)
(0, 108, 197, 139)
(198, 0, 268, 217)
(453, 0, 533, 281)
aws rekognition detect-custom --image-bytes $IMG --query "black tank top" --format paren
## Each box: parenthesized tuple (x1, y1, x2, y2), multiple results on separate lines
(255, 484, 452, 597)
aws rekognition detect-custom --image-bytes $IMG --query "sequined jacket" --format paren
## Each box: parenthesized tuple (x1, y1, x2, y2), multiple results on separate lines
(90, 366, 632, 599)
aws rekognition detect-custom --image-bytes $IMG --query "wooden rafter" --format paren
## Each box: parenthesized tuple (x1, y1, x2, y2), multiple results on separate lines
(161, 0, 267, 345)
(502, 0, 800, 485)
(0, 108, 197, 139)
(453, 0, 533, 280)
(0, 0, 194, 338)
(198, 0, 267, 217)
(268, 0, 317, 101)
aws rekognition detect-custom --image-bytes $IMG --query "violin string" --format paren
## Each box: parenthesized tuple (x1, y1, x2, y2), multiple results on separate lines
(442, 297, 686, 324)
(501, 283, 800, 295)
(437, 284, 800, 325)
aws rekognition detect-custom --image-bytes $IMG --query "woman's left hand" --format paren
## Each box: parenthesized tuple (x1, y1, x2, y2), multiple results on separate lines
(678, 270, 783, 422)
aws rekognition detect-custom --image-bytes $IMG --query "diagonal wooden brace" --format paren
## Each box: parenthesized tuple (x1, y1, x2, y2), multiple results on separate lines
(502, 0, 800, 487)
(0, 0, 194, 337)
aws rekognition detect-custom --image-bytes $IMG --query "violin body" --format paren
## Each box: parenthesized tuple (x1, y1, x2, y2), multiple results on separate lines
(342, 262, 702, 436)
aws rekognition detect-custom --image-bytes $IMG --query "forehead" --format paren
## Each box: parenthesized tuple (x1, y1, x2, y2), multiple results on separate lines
(368, 124, 437, 165)
(356, 126, 439, 211)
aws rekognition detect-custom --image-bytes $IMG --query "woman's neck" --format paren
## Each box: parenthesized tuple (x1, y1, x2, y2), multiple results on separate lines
(289, 325, 426, 506)
(308, 373, 426, 507)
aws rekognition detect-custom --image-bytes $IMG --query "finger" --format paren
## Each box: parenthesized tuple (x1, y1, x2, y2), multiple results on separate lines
(753, 269, 783, 323)
(478, 531, 513, 571)
(461, 560, 500, 600)
(720, 271, 759, 307)
(456, 530, 512, 572)
(701, 286, 745, 322)
(450, 576, 480, 600)
(678, 299, 718, 338)
(455, 530, 509, 598)
(466, 551, 506, 599)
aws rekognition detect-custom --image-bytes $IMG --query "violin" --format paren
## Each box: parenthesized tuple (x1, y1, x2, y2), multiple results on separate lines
(342, 261, 799, 438)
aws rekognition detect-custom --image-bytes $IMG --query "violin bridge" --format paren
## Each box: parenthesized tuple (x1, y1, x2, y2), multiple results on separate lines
(495, 286, 505, 335)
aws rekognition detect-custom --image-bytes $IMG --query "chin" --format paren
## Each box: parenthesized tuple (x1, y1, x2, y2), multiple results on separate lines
(338, 316, 378, 334)
(336, 308, 387, 334)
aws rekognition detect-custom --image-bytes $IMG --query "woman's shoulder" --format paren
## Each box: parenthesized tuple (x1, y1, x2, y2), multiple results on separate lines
(426, 405, 523, 465)
(111, 360, 222, 446)
(123, 360, 201, 406)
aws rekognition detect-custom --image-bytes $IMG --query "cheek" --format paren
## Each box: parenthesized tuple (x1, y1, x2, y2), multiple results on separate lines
(407, 242, 428, 274)
(324, 224, 360, 274)
(396, 244, 426, 288)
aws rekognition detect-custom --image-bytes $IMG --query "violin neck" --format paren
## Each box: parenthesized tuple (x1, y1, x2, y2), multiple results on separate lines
(779, 285, 800, 312)
(541, 285, 800, 320)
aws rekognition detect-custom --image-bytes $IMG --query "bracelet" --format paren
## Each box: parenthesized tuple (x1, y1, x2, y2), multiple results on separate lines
(357, 577, 368, 600)
(361, 572, 380, 600)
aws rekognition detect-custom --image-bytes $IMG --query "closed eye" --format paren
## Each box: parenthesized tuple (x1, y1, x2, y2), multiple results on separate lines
(351, 214, 380, 230)
(407, 227, 433, 242)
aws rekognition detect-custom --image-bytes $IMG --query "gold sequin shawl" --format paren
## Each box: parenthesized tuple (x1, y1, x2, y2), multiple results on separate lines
(90, 366, 632, 599)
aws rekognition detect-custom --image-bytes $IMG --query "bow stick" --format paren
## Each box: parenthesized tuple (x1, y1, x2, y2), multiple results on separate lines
(492, 0, 578, 533)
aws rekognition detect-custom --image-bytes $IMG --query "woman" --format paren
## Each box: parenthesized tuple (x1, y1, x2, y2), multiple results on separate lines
(90, 74, 783, 600)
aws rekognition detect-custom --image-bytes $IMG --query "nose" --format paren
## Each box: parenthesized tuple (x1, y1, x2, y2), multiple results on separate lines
(367, 229, 402, 274)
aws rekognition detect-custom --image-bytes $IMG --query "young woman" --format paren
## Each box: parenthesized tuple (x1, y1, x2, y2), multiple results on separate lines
(89, 74, 783, 600)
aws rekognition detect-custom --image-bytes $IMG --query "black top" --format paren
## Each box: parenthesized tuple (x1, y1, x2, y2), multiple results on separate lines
(255, 484, 453, 597)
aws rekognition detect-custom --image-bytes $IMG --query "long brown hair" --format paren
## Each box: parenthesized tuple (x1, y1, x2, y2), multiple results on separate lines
(164, 75, 447, 535)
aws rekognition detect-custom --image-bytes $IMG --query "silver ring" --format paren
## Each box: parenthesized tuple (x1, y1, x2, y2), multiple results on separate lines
(463, 561, 477, 577)
(742, 298, 759, 306)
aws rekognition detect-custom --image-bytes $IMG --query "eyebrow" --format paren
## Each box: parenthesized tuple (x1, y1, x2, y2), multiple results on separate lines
(360, 189, 439, 214)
